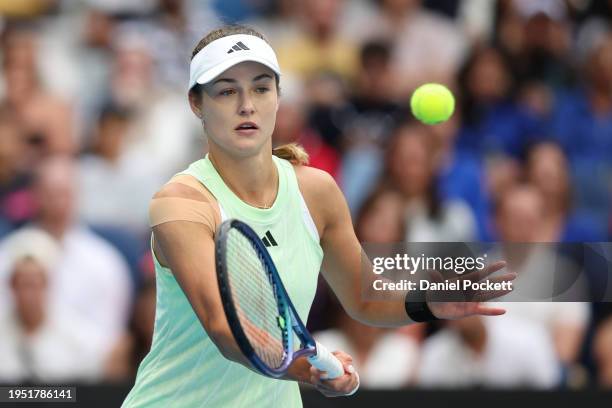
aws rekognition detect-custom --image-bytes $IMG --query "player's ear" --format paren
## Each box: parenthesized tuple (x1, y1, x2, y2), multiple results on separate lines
(188, 88, 204, 119)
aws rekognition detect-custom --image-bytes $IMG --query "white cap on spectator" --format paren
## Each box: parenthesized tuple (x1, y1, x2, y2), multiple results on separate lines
(4, 227, 61, 273)
(189, 34, 281, 91)
(513, 0, 567, 21)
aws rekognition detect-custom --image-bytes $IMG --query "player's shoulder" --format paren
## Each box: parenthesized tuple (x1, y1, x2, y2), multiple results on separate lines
(149, 174, 220, 233)
(293, 164, 338, 196)
(153, 174, 212, 203)
(292, 164, 344, 225)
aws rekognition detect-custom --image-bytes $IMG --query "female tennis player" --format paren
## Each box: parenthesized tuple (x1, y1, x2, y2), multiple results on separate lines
(122, 25, 514, 407)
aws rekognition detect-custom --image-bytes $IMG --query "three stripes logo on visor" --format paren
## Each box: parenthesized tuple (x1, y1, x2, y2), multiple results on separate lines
(227, 41, 250, 54)
(261, 231, 278, 247)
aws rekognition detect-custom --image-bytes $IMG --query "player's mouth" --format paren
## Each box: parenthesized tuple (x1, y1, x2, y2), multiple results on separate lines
(234, 122, 259, 136)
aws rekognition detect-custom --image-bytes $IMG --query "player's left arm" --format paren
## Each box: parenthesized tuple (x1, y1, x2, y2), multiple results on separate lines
(300, 167, 514, 326)
(308, 169, 414, 326)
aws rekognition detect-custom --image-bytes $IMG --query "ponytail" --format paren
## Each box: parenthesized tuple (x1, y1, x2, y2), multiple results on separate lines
(272, 143, 309, 165)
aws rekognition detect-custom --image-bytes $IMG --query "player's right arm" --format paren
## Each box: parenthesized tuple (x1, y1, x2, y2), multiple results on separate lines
(150, 181, 248, 364)
(149, 180, 314, 383)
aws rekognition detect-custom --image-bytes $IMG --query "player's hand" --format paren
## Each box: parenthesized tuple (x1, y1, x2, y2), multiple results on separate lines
(309, 350, 359, 397)
(426, 260, 517, 319)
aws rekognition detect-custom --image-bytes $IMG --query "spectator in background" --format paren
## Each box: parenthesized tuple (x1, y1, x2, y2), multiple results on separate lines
(73, 8, 117, 145)
(272, 75, 341, 179)
(149, 0, 218, 89)
(0, 0, 56, 18)
(429, 114, 491, 240)
(345, 40, 402, 148)
(548, 30, 612, 223)
(0, 228, 105, 383)
(550, 29, 612, 159)
(128, 261, 157, 374)
(344, 0, 467, 97)
(340, 40, 402, 213)
(456, 46, 541, 158)
(0, 156, 133, 359)
(492, 185, 590, 372)
(245, 0, 301, 46)
(355, 187, 405, 244)
(525, 141, 606, 242)
(1, 24, 76, 157)
(104, 26, 200, 179)
(0, 106, 36, 236)
(276, 0, 359, 84)
(418, 315, 560, 388)
(315, 188, 420, 389)
(78, 105, 159, 236)
(385, 123, 477, 242)
(104, 253, 157, 382)
(388, 0, 467, 96)
(507, 0, 572, 125)
(593, 317, 612, 387)
(501, 0, 574, 87)
(83, 0, 156, 16)
(305, 71, 351, 152)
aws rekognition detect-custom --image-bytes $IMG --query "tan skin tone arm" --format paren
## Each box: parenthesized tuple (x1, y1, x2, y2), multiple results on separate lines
(296, 165, 514, 325)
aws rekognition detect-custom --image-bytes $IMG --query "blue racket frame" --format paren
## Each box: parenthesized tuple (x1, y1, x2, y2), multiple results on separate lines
(215, 219, 318, 378)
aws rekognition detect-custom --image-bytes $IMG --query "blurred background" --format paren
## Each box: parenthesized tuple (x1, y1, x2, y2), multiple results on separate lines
(0, 0, 611, 403)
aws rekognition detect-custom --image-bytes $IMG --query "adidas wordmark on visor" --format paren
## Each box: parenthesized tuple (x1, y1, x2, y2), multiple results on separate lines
(188, 34, 282, 90)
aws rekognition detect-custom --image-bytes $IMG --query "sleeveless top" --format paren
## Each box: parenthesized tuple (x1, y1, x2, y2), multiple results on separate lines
(122, 155, 324, 407)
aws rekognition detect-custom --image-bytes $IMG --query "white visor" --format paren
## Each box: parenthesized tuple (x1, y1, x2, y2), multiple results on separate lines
(188, 34, 281, 90)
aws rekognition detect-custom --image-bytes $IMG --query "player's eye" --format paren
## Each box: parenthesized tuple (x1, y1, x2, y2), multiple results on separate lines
(219, 89, 236, 96)
(255, 87, 270, 94)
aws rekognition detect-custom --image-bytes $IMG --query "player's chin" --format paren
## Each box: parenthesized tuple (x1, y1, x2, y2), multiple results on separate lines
(227, 134, 268, 156)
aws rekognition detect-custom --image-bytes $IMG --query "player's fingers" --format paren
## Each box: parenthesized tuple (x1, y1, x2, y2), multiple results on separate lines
(309, 367, 325, 383)
(344, 364, 356, 375)
(474, 305, 507, 316)
(322, 371, 353, 389)
(471, 274, 515, 300)
(331, 350, 353, 363)
(465, 261, 507, 282)
(334, 372, 359, 395)
(488, 272, 517, 282)
(329, 350, 355, 376)
(316, 372, 359, 396)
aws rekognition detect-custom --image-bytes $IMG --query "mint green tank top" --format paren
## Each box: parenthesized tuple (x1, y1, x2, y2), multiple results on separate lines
(122, 155, 323, 407)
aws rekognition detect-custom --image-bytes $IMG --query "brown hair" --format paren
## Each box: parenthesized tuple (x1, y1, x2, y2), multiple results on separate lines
(272, 143, 309, 165)
(191, 25, 308, 165)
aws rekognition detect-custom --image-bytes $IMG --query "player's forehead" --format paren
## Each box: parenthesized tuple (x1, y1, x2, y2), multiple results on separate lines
(210, 62, 275, 86)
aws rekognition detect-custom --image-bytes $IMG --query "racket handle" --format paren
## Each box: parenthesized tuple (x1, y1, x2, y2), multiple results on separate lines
(307, 341, 344, 379)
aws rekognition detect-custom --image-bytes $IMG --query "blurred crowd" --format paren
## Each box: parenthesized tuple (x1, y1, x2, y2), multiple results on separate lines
(0, 0, 611, 390)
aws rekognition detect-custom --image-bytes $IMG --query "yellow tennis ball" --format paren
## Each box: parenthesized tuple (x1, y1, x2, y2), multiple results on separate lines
(410, 83, 455, 125)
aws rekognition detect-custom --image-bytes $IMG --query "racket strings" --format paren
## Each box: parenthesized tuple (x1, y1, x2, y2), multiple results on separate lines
(228, 247, 284, 367)
(226, 229, 286, 369)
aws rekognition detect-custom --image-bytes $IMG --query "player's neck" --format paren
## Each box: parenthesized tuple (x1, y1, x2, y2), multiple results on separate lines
(208, 148, 279, 209)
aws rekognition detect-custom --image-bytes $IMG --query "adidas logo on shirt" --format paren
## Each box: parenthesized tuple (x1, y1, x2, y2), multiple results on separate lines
(261, 230, 278, 247)
(227, 41, 250, 54)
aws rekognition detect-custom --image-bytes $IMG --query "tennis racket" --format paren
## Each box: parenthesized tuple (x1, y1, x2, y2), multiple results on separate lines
(215, 219, 344, 379)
